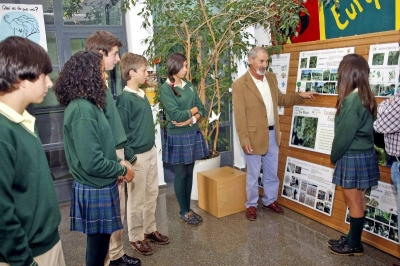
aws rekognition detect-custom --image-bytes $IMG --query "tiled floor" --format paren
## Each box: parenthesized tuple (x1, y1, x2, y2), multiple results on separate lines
(59, 183, 400, 266)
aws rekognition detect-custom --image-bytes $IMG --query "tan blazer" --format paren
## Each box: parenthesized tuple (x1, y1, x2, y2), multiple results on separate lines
(232, 71, 304, 155)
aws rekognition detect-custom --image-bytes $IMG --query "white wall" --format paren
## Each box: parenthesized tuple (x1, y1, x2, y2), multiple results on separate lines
(125, 5, 166, 186)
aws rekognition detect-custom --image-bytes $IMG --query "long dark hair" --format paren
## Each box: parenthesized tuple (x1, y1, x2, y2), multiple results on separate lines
(335, 53, 377, 116)
(54, 51, 106, 109)
(166, 52, 187, 97)
(0, 36, 52, 94)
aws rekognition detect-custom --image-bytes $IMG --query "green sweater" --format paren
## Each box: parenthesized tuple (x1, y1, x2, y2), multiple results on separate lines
(0, 114, 61, 266)
(330, 92, 375, 163)
(63, 99, 126, 188)
(104, 88, 127, 149)
(117, 90, 155, 162)
(159, 81, 205, 134)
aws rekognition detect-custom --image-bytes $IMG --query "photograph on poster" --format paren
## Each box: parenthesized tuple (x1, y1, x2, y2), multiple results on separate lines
(296, 47, 354, 94)
(368, 43, 400, 97)
(289, 106, 336, 155)
(282, 157, 335, 216)
(345, 181, 399, 243)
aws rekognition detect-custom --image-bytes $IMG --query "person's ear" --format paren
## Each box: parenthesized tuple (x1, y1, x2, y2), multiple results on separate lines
(129, 69, 135, 77)
(98, 49, 106, 56)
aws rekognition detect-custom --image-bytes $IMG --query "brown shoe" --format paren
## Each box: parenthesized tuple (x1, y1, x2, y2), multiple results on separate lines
(130, 240, 153, 256)
(145, 231, 170, 245)
(246, 206, 257, 221)
(263, 202, 284, 214)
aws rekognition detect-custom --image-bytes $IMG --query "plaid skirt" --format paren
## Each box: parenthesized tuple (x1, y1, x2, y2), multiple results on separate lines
(70, 180, 123, 235)
(332, 149, 380, 189)
(162, 128, 208, 165)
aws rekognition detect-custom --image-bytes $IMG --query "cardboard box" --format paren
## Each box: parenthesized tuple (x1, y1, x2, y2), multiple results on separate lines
(197, 166, 247, 218)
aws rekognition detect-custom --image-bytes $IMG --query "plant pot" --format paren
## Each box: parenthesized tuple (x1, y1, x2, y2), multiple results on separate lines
(191, 154, 221, 200)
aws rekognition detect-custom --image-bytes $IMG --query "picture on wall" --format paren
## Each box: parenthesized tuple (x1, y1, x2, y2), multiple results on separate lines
(368, 43, 400, 97)
(289, 106, 336, 155)
(295, 47, 355, 94)
(282, 157, 335, 216)
(345, 181, 399, 243)
(269, 53, 290, 115)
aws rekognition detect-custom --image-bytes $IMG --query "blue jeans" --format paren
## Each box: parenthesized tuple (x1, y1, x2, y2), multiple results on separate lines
(244, 129, 279, 208)
(391, 161, 400, 244)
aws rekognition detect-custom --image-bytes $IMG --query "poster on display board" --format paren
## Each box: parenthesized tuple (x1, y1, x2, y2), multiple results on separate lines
(295, 47, 354, 94)
(0, 4, 47, 50)
(269, 53, 290, 115)
(345, 181, 399, 244)
(368, 43, 400, 97)
(289, 105, 336, 155)
(282, 157, 335, 216)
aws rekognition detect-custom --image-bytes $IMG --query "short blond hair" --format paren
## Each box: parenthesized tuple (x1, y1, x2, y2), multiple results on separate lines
(120, 53, 148, 81)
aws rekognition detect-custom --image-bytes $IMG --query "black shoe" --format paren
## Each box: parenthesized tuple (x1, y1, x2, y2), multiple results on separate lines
(330, 242, 363, 256)
(110, 254, 141, 266)
(180, 212, 200, 226)
(327, 235, 347, 247)
(189, 209, 203, 222)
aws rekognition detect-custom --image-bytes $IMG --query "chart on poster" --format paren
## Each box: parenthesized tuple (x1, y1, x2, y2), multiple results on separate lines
(295, 47, 354, 94)
(368, 43, 400, 97)
(282, 157, 336, 216)
(345, 181, 399, 244)
(269, 53, 290, 115)
(289, 105, 336, 155)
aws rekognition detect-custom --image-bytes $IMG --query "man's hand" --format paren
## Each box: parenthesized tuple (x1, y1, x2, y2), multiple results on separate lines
(242, 144, 253, 155)
(299, 91, 318, 101)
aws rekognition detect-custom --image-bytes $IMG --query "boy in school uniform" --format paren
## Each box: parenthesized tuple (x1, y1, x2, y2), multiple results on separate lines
(117, 53, 170, 256)
(0, 36, 65, 266)
(85, 30, 141, 266)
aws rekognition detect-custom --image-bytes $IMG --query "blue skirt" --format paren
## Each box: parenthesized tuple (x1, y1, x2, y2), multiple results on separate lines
(162, 128, 208, 165)
(70, 180, 123, 235)
(332, 149, 380, 189)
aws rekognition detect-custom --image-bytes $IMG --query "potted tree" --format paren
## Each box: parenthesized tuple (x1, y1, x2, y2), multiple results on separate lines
(130, 0, 304, 199)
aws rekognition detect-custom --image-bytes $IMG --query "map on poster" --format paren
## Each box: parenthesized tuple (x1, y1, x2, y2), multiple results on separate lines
(269, 53, 290, 115)
(0, 4, 47, 50)
(345, 181, 399, 244)
(289, 105, 336, 155)
(296, 47, 354, 94)
(282, 157, 335, 216)
(368, 43, 400, 97)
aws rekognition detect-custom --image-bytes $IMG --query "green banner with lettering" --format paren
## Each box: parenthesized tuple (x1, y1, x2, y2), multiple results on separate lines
(320, 0, 399, 40)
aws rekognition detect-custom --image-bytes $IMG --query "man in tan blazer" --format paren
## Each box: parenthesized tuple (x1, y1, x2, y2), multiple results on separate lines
(232, 46, 316, 221)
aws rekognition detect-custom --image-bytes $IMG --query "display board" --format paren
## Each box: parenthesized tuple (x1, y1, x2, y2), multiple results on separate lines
(282, 157, 335, 216)
(368, 42, 400, 97)
(276, 30, 400, 258)
(289, 106, 335, 155)
(269, 53, 290, 115)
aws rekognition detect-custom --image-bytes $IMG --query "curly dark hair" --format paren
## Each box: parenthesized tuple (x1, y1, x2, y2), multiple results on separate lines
(0, 36, 52, 94)
(54, 51, 106, 108)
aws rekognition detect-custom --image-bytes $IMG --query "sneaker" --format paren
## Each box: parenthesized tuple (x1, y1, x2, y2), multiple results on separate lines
(109, 254, 141, 266)
(145, 231, 170, 245)
(327, 235, 347, 247)
(180, 212, 200, 226)
(189, 209, 203, 222)
(130, 240, 153, 256)
(329, 242, 363, 256)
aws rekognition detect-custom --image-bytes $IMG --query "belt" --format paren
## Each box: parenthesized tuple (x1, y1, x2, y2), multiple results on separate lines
(269, 125, 274, 130)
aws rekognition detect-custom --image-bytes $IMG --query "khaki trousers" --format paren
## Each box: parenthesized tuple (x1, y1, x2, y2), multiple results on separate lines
(127, 146, 159, 242)
(0, 240, 65, 266)
(104, 149, 126, 265)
